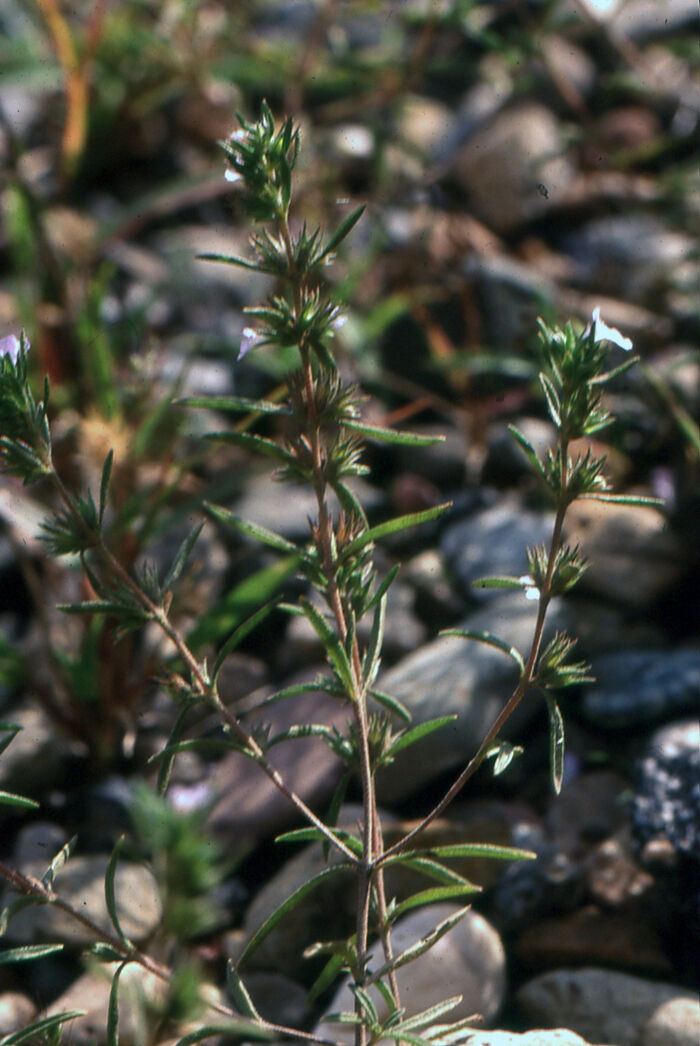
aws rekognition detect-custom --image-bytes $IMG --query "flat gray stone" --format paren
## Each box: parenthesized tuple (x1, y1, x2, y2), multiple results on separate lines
(516, 968, 696, 1046)
(316, 904, 506, 1040)
(4, 855, 162, 947)
(375, 593, 563, 802)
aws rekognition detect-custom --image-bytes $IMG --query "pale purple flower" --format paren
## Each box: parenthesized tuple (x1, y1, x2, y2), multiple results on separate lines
(225, 168, 242, 184)
(0, 333, 25, 364)
(590, 307, 633, 352)
(331, 313, 347, 331)
(238, 327, 259, 360)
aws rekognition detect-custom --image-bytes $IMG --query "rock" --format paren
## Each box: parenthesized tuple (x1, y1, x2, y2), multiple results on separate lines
(0, 992, 38, 1036)
(4, 855, 162, 947)
(612, 0, 699, 42)
(11, 821, 70, 866)
(453, 104, 575, 233)
(639, 996, 700, 1046)
(483, 417, 556, 486)
(242, 971, 309, 1029)
(208, 681, 347, 850)
(632, 722, 700, 859)
(374, 593, 564, 802)
(461, 254, 556, 353)
(453, 1031, 609, 1045)
(43, 962, 167, 1046)
(513, 907, 672, 975)
(231, 472, 382, 543)
(583, 649, 700, 730)
(562, 215, 692, 301)
(403, 549, 468, 628)
(562, 499, 682, 608)
(546, 771, 629, 856)
(396, 95, 453, 158)
(232, 805, 374, 973)
(441, 498, 555, 601)
(516, 968, 696, 1046)
(0, 704, 68, 808)
(316, 904, 506, 1038)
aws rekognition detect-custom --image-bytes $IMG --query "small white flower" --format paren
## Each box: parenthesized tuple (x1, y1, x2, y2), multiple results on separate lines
(225, 168, 242, 183)
(519, 574, 540, 601)
(0, 333, 26, 364)
(238, 327, 259, 360)
(331, 313, 347, 331)
(590, 307, 633, 352)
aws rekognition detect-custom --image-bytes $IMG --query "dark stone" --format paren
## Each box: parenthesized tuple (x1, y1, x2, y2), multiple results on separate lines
(583, 648, 700, 729)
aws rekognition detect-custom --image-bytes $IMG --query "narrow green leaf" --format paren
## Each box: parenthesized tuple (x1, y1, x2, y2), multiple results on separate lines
(275, 826, 363, 855)
(579, 493, 665, 507)
(368, 688, 411, 723)
(367, 905, 471, 984)
(384, 716, 457, 759)
(58, 601, 141, 616)
(333, 481, 369, 529)
(545, 694, 565, 795)
(99, 450, 113, 525)
(156, 703, 190, 796)
(86, 942, 126, 962)
(162, 522, 204, 594)
(393, 996, 462, 1033)
(226, 961, 262, 1020)
(104, 837, 134, 949)
(307, 952, 346, 1002)
(295, 599, 356, 697)
(0, 790, 39, 810)
(352, 985, 378, 1026)
(173, 1021, 276, 1046)
(387, 885, 479, 924)
(204, 503, 298, 553)
(362, 593, 386, 688)
(396, 856, 475, 888)
(0, 1011, 86, 1045)
(471, 575, 530, 590)
(237, 864, 354, 968)
(41, 835, 77, 891)
(342, 503, 451, 559)
(0, 943, 64, 963)
(213, 598, 281, 678)
(539, 372, 561, 426)
(205, 430, 297, 467)
(485, 740, 524, 776)
(318, 205, 365, 261)
(440, 629, 525, 673)
(107, 961, 129, 1046)
(364, 564, 400, 615)
(508, 425, 546, 479)
(344, 421, 445, 447)
(425, 843, 536, 861)
(177, 395, 290, 416)
(0, 725, 21, 758)
(197, 251, 278, 275)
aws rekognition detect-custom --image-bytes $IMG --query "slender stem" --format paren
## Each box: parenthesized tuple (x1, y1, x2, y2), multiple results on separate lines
(379, 443, 571, 866)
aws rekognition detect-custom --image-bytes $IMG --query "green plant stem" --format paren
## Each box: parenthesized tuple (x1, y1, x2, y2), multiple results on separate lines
(379, 443, 571, 867)
(279, 213, 389, 1040)
(0, 857, 340, 1045)
(47, 469, 357, 864)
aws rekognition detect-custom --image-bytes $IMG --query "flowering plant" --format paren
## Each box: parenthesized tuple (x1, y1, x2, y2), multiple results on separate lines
(0, 105, 661, 1046)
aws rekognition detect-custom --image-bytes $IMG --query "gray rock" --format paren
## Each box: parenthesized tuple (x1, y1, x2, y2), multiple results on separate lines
(583, 648, 700, 729)
(562, 499, 682, 608)
(612, 0, 699, 42)
(316, 904, 506, 1039)
(4, 855, 162, 947)
(639, 997, 700, 1046)
(375, 593, 563, 802)
(461, 254, 555, 353)
(516, 968, 696, 1046)
(0, 992, 38, 1037)
(242, 971, 309, 1029)
(233, 805, 374, 973)
(441, 499, 555, 601)
(232, 472, 382, 542)
(0, 704, 67, 807)
(484, 417, 556, 486)
(208, 680, 347, 850)
(453, 104, 575, 233)
(562, 215, 692, 300)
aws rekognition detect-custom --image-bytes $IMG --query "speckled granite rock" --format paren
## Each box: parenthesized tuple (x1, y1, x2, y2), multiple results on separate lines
(583, 648, 700, 729)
